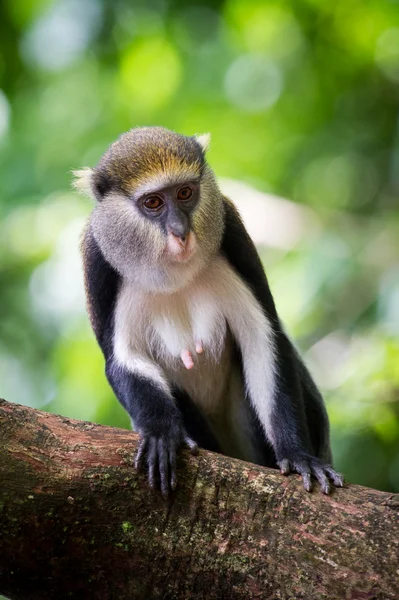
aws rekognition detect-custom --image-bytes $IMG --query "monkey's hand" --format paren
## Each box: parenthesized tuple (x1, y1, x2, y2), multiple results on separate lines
(277, 452, 344, 495)
(134, 425, 198, 498)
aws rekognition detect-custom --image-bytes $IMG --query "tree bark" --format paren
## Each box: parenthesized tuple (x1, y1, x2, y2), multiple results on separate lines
(0, 398, 398, 600)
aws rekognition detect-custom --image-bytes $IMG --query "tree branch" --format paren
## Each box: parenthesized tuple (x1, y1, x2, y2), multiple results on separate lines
(0, 398, 398, 600)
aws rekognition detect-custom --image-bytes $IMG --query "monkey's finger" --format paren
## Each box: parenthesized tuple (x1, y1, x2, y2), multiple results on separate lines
(325, 466, 344, 488)
(148, 437, 158, 489)
(134, 437, 148, 471)
(157, 438, 169, 499)
(184, 435, 198, 455)
(168, 446, 177, 491)
(301, 472, 313, 493)
(277, 459, 291, 475)
(294, 461, 312, 492)
(313, 467, 331, 495)
(181, 349, 194, 370)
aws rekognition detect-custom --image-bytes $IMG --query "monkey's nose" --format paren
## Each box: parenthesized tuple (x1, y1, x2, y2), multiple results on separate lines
(170, 232, 187, 248)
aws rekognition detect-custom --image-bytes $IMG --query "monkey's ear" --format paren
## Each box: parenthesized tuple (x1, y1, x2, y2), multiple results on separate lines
(72, 168, 112, 201)
(195, 133, 211, 153)
(72, 168, 95, 199)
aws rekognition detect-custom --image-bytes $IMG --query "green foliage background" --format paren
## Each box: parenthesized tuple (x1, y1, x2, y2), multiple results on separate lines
(0, 0, 398, 492)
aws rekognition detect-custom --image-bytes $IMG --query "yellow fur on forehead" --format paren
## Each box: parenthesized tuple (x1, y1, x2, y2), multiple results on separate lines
(99, 127, 205, 194)
(124, 152, 202, 191)
(129, 163, 201, 198)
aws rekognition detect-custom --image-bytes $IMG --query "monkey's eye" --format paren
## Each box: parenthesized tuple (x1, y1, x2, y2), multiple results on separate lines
(143, 196, 163, 210)
(177, 186, 193, 201)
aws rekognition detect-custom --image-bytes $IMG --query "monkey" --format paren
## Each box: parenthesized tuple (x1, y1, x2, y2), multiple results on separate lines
(73, 126, 343, 498)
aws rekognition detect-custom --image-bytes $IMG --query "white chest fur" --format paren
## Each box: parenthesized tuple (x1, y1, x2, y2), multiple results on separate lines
(113, 255, 277, 453)
(115, 260, 227, 366)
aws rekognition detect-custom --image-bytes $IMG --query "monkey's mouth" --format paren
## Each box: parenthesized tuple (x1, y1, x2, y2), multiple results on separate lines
(166, 231, 197, 263)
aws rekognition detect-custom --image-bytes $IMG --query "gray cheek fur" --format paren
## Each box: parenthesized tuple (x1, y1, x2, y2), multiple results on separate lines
(90, 168, 225, 293)
(90, 194, 165, 288)
(191, 168, 225, 257)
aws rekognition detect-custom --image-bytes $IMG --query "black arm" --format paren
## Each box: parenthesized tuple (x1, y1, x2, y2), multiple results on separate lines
(220, 199, 343, 493)
(105, 357, 195, 496)
(82, 223, 197, 497)
(81, 223, 120, 357)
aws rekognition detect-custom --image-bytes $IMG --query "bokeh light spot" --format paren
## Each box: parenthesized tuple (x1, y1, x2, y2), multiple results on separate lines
(375, 27, 399, 82)
(120, 38, 182, 111)
(226, 3, 303, 59)
(20, 0, 102, 72)
(224, 54, 282, 113)
(296, 154, 379, 209)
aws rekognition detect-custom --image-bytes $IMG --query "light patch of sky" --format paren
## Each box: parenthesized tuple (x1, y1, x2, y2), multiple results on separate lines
(306, 332, 352, 391)
(20, 0, 102, 71)
(0, 353, 56, 409)
(220, 178, 320, 250)
(379, 267, 399, 335)
(0, 90, 11, 139)
(29, 218, 87, 325)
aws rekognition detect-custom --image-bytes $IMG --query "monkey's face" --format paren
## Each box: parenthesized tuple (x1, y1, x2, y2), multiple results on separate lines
(76, 127, 224, 291)
(133, 179, 200, 264)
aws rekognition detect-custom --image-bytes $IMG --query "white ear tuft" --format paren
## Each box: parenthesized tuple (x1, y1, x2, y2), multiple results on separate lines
(195, 132, 211, 153)
(72, 168, 95, 198)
